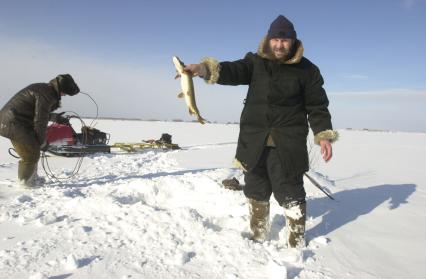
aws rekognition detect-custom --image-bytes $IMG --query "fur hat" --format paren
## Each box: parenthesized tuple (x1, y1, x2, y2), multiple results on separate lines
(267, 15, 297, 40)
(55, 74, 80, 96)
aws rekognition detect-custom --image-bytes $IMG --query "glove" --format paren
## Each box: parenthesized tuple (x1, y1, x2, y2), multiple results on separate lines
(40, 141, 49, 152)
(51, 112, 69, 124)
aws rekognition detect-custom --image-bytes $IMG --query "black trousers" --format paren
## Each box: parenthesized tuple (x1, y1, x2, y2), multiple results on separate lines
(243, 147, 306, 207)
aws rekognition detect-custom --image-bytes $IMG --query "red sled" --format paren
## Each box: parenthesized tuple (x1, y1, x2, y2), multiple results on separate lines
(46, 123, 76, 145)
(45, 121, 110, 157)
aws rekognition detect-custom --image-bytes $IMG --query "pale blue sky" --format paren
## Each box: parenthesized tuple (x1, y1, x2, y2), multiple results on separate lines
(1, 0, 425, 131)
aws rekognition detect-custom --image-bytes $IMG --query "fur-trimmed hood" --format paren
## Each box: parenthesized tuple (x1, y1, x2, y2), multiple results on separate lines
(200, 37, 305, 84)
(257, 36, 304, 64)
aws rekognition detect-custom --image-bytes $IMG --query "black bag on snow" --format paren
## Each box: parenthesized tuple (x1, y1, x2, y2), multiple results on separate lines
(77, 126, 109, 145)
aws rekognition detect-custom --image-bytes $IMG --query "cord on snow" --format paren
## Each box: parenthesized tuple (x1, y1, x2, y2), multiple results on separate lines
(41, 91, 99, 183)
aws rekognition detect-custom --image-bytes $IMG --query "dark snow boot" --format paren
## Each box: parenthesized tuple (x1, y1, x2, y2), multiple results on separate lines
(248, 198, 270, 243)
(284, 201, 306, 248)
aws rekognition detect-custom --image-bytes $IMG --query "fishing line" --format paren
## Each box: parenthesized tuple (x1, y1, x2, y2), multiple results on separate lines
(41, 91, 99, 183)
(80, 92, 99, 127)
(41, 113, 86, 182)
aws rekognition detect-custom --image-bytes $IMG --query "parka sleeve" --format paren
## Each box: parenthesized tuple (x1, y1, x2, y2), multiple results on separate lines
(33, 94, 53, 145)
(201, 52, 254, 86)
(303, 65, 339, 144)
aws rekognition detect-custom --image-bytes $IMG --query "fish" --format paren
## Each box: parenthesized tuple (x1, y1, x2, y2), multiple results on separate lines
(172, 56, 207, 124)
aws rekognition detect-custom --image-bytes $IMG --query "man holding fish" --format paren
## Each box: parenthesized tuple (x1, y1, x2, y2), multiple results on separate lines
(184, 15, 338, 248)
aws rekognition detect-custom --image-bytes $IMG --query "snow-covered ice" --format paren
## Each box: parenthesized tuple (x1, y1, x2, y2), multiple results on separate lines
(1, 120, 425, 278)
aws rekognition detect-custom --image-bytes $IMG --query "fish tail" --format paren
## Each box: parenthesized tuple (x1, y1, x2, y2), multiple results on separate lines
(197, 115, 207, 124)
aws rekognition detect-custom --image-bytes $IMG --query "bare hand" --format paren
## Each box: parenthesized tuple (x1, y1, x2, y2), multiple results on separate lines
(320, 140, 333, 162)
(184, 64, 206, 77)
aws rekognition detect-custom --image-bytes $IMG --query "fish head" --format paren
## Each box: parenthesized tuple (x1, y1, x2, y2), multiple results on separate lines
(172, 56, 185, 72)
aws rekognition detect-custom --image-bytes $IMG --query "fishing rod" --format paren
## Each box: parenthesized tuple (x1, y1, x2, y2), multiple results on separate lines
(304, 172, 336, 201)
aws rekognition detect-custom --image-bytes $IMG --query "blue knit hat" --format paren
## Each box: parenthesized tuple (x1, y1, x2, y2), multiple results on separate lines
(267, 15, 297, 40)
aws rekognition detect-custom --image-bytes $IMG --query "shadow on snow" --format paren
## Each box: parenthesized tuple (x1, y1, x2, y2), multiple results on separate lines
(270, 183, 416, 240)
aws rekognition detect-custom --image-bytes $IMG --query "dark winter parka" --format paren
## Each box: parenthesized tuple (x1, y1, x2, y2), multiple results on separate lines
(208, 39, 333, 174)
(0, 80, 62, 146)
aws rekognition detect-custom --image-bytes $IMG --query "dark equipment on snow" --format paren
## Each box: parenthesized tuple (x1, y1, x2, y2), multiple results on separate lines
(159, 133, 172, 144)
(222, 177, 243, 191)
(78, 126, 109, 145)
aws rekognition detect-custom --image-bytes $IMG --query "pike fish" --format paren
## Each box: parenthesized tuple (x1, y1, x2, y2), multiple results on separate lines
(172, 56, 207, 124)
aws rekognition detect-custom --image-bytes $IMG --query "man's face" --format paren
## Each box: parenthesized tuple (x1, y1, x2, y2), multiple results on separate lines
(269, 38, 294, 59)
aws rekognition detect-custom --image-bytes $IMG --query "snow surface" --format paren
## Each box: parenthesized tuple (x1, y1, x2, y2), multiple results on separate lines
(1, 120, 426, 279)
